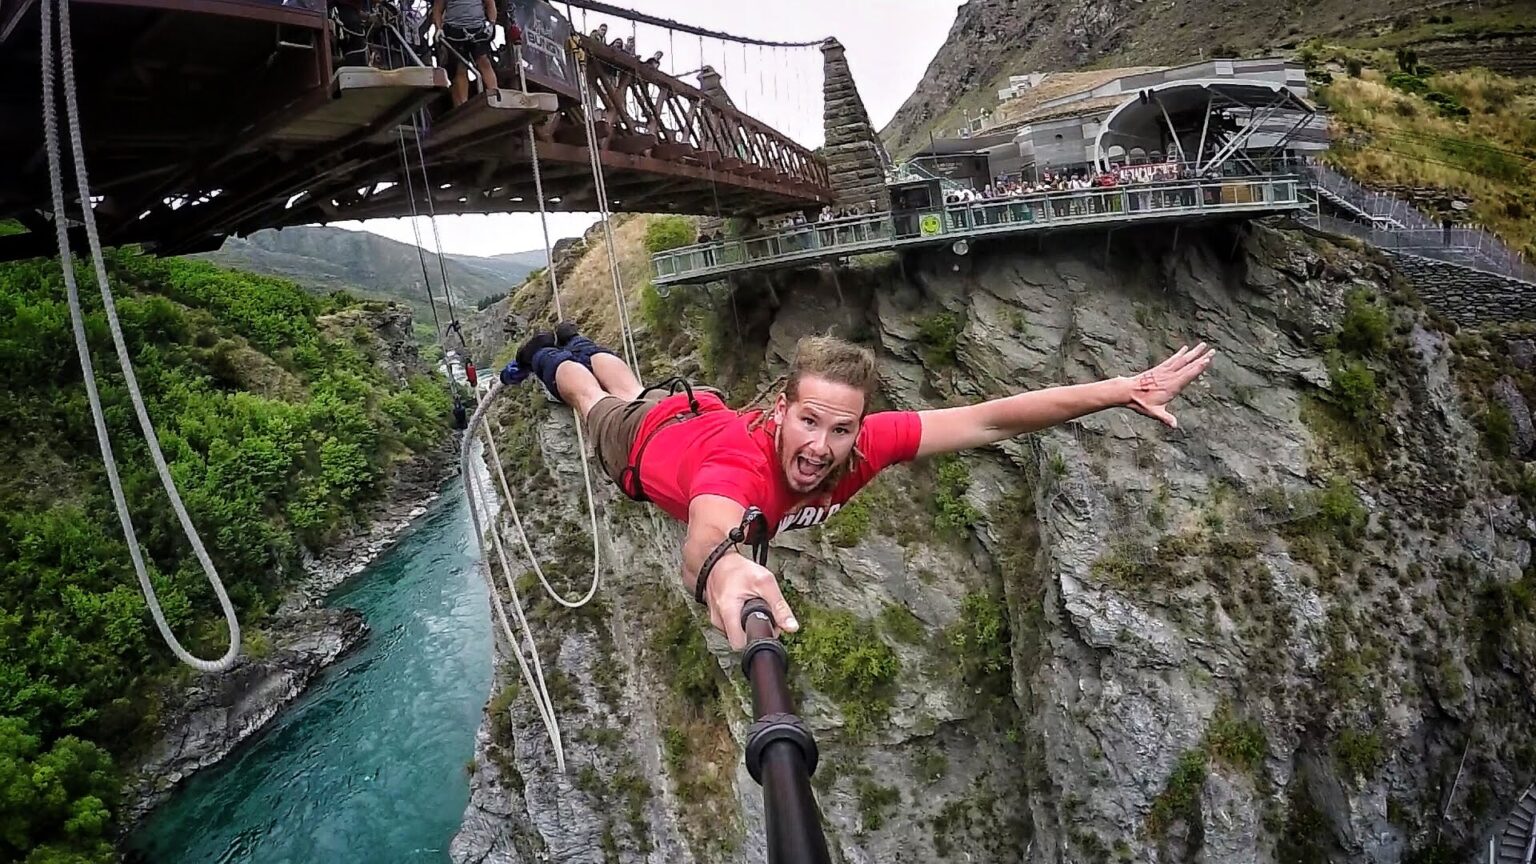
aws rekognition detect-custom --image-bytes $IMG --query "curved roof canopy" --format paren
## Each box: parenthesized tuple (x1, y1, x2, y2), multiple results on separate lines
(1092, 79, 1316, 172)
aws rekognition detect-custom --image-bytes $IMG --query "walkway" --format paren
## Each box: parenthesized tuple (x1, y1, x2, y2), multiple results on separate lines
(1304, 163, 1536, 283)
(652, 174, 1306, 285)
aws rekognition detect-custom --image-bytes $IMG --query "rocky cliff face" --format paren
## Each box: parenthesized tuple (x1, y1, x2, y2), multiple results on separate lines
(878, 0, 1454, 156)
(453, 218, 1536, 863)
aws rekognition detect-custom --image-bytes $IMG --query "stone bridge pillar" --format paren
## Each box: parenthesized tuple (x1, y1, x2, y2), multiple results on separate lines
(821, 37, 889, 212)
(697, 65, 735, 108)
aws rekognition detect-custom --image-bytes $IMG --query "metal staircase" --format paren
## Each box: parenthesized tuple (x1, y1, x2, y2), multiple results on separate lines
(1493, 786, 1536, 864)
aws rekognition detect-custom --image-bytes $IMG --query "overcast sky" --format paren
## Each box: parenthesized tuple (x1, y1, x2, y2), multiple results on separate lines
(332, 0, 960, 258)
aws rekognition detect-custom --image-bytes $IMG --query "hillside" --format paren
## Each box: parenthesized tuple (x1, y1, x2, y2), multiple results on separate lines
(879, 0, 1532, 157)
(1307, 46, 1536, 259)
(196, 226, 545, 339)
(0, 250, 450, 863)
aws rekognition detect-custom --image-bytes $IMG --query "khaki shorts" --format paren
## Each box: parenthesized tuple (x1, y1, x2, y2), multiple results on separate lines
(584, 394, 667, 488)
(583, 386, 726, 493)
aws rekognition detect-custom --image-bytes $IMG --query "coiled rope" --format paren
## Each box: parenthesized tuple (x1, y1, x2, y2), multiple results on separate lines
(41, 0, 240, 672)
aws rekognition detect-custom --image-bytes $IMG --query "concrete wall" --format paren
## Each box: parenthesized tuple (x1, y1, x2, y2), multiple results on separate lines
(1387, 252, 1536, 325)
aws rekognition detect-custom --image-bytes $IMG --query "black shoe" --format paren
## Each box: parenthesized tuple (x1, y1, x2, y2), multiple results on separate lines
(554, 320, 581, 346)
(516, 331, 557, 370)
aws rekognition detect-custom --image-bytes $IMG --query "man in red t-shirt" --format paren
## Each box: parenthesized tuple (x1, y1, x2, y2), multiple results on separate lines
(509, 325, 1213, 649)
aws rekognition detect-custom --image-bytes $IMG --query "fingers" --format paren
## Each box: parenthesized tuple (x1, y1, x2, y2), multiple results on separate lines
(720, 593, 748, 651)
(756, 575, 800, 636)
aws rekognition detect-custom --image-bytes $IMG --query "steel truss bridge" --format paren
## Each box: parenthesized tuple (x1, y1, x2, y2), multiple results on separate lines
(0, 0, 831, 261)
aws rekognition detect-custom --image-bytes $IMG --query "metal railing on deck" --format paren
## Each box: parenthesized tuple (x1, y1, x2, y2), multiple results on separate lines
(653, 174, 1304, 283)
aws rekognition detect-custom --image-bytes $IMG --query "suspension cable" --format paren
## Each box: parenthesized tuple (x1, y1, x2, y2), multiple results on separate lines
(559, 0, 824, 47)
(41, 0, 239, 673)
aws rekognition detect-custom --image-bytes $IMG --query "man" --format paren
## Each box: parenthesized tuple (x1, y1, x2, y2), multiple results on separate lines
(432, 0, 499, 106)
(509, 326, 1213, 650)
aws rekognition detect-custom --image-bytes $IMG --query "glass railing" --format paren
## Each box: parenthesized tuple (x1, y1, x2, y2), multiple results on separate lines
(653, 174, 1306, 282)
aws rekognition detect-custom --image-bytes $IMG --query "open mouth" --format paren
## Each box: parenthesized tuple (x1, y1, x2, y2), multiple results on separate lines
(794, 454, 829, 484)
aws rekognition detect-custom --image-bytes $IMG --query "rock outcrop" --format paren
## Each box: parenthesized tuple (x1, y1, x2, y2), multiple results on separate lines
(820, 38, 889, 212)
(455, 216, 1536, 863)
(121, 607, 368, 828)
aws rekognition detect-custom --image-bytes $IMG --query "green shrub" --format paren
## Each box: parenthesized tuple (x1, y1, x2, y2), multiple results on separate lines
(855, 779, 901, 832)
(1387, 72, 1429, 95)
(1326, 356, 1380, 425)
(1333, 728, 1384, 781)
(785, 607, 899, 737)
(949, 593, 1012, 704)
(1206, 703, 1267, 774)
(917, 312, 962, 366)
(1338, 289, 1390, 356)
(1482, 403, 1514, 457)
(1346, 58, 1364, 78)
(643, 215, 696, 254)
(1317, 476, 1367, 541)
(933, 455, 980, 533)
(1147, 750, 1208, 837)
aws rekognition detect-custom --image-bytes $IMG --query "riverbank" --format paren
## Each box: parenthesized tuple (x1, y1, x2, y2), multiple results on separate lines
(119, 439, 461, 831)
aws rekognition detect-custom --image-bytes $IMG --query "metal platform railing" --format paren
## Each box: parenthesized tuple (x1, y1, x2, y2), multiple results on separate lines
(653, 174, 1305, 284)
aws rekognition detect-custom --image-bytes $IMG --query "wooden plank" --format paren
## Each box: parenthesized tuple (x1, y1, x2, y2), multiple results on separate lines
(74, 0, 326, 27)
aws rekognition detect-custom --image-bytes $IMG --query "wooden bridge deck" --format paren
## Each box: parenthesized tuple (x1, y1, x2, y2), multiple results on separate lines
(0, 0, 832, 261)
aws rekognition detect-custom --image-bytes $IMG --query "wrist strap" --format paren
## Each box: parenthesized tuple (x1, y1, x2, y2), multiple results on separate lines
(693, 506, 769, 606)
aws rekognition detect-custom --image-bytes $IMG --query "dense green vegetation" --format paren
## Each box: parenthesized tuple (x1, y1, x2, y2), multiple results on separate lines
(0, 249, 447, 863)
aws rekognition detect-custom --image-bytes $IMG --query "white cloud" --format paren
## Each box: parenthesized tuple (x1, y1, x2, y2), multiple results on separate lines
(333, 0, 960, 258)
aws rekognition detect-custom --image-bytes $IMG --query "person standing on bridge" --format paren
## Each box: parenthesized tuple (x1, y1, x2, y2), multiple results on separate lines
(505, 325, 1213, 650)
(432, 0, 499, 106)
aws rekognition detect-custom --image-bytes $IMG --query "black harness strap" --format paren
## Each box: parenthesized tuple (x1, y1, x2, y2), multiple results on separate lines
(618, 376, 704, 502)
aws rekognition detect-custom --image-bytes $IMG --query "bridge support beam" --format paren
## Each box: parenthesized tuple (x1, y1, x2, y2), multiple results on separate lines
(820, 37, 889, 213)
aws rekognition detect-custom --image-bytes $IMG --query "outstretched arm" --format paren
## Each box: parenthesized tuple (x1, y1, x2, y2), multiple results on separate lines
(915, 343, 1214, 458)
(684, 495, 799, 650)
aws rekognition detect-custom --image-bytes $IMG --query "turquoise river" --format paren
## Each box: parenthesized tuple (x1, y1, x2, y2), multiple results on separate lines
(130, 481, 491, 863)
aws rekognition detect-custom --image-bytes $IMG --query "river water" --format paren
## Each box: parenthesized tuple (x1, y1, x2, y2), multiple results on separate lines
(130, 481, 491, 863)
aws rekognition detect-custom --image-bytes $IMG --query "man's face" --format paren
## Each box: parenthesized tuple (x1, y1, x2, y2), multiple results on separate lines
(773, 376, 865, 494)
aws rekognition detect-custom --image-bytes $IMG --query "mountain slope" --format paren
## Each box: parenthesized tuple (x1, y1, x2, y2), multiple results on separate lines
(196, 227, 545, 334)
(878, 0, 1527, 157)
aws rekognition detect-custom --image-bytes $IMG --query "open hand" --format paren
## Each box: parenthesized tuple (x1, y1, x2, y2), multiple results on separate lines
(706, 555, 799, 650)
(1126, 343, 1215, 429)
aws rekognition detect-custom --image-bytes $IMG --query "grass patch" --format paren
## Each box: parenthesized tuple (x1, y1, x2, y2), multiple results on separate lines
(1205, 702, 1267, 775)
(1333, 728, 1385, 782)
(784, 606, 900, 738)
(933, 454, 981, 534)
(879, 603, 926, 644)
(1147, 750, 1208, 839)
(948, 592, 1013, 707)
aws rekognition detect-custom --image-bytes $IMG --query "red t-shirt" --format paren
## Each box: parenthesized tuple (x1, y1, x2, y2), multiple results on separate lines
(628, 392, 922, 537)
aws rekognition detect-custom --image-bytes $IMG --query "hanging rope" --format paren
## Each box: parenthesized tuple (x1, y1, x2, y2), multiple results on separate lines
(572, 41, 641, 368)
(396, 130, 446, 344)
(410, 117, 466, 347)
(41, 0, 240, 673)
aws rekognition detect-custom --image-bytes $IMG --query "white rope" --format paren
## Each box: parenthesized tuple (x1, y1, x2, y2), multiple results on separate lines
(459, 386, 565, 772)
(572, 46, 642, 368)
(41, 0, 240, 673)
(514, 46, 605, 611)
